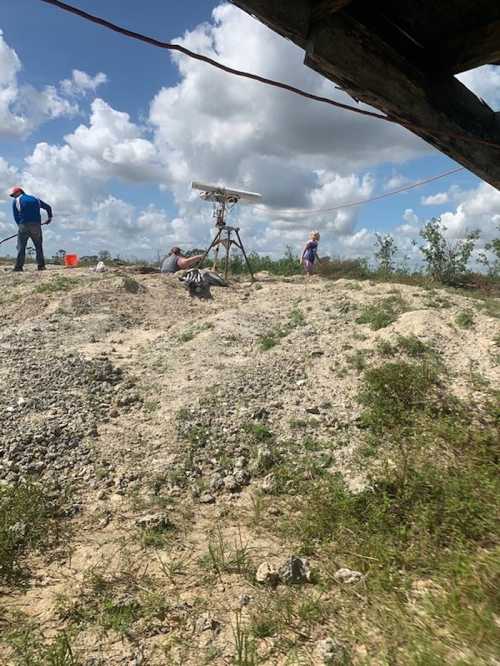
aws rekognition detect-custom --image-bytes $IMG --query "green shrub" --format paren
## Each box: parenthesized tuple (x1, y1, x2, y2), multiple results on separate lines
(243, 422, 274, 442)
(376, 340, 396, 357)
(478, 223, 500, 276)
(293, 455, 498, 577)
(257, 331, 280, 350)
(280, 359, 499, 662)
(481, 298, 500, 319)
(288, 307, 306, 327)
(318, 257, 371, 280)
(291, 389, 499, 576)
(345, 350, 368, 373)
(396, 335, 433, 357)
(178, 322, 213, 343)
(374, 233, 398, 273)
(100, 598, 142, 633)
(230, 246, 301, 276)
(359, 361, 441, 430)
(258, 308, 306, 350)
(417, 217, 479, 285)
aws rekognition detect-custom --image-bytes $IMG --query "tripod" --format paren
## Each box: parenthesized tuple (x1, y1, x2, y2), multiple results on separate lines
(197, 223, 254, 281)
(196, 193, 255, 281)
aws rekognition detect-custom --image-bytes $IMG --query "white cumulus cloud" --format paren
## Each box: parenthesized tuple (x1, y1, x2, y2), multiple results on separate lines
(421, 192, 449, 206)
(150, 4, 428, 200)
(66, 98, 164, 183)
(384, 173, 411, 191)
(0, 30, 78, 138)
(60, 70, 108, 97)
(457, 65, 500, 110)
(0, 157, 19, 202)
(440, 182, 500, 240)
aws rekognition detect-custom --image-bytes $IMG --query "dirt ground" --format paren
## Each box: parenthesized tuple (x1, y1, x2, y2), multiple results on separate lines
(0, 265, 498, 665)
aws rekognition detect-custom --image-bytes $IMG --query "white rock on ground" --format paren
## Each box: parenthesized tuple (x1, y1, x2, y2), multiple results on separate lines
(316, 637, 349, 664)
(334, 568, 363, 584)
(255, 561, 280, 586)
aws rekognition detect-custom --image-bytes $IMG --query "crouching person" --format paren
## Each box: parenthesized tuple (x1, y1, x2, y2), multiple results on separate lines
(161, 247, 204, 274)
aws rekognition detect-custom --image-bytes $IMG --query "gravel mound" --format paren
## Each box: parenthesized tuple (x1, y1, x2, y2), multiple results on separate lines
(0, 333, 125, 487)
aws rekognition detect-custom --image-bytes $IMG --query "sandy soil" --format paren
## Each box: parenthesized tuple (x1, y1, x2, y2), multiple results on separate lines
(0, 265, 498, 665)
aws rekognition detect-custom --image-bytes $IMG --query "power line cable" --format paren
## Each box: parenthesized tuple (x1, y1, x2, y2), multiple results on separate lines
(39, 0, 386, 122)
(38, 0, 500, 151)
(254, 166, 465, 216)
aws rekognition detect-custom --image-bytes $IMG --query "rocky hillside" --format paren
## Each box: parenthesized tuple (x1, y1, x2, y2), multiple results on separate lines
(0, 266, 498, 665)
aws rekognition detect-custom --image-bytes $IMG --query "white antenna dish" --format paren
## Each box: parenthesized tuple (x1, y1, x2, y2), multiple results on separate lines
(191, 180, 260, 281)
(192, 181, 262, 204)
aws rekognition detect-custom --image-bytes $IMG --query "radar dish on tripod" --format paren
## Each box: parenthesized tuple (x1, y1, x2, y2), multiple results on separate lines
(192, 181, 262, 204)
(191, 181, 261, 282)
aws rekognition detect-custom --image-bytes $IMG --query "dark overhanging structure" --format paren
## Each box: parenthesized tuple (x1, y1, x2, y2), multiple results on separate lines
(232, 0, 500, 190)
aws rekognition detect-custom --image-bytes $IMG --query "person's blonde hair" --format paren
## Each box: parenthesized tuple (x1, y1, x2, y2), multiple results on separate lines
(310, 231, 320, 241)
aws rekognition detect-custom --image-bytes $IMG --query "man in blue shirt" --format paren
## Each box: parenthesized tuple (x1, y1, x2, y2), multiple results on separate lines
(9, 186, 52, 272)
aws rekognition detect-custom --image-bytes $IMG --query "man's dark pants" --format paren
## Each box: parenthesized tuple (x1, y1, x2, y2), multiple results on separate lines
(15, 223, 45, 271)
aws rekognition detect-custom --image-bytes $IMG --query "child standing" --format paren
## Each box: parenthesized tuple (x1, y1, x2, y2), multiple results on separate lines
(301, 231, 321, 276)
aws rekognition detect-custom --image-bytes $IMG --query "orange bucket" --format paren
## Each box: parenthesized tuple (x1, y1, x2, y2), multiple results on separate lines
(64, 254, 79, 267)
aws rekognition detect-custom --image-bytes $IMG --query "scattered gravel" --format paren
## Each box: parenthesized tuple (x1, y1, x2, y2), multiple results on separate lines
(0, 329, 134, 488)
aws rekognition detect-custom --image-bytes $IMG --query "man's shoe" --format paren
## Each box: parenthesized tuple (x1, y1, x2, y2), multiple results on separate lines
(12, 268, 23, 272)
(37, 266, 46, 271)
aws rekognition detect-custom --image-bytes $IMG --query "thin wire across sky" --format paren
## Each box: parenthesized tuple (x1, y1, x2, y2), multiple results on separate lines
(256, 167, 465, 216)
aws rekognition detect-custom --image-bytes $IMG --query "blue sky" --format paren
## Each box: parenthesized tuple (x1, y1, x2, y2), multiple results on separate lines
(0, 1, 498, 261)
(1, 0, 219, 224)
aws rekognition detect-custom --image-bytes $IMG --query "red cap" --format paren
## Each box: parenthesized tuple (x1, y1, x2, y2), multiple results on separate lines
(8, 186, 24, 197)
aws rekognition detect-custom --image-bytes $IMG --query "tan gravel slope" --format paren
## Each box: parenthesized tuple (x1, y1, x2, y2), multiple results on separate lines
(0, 266, 498, 665)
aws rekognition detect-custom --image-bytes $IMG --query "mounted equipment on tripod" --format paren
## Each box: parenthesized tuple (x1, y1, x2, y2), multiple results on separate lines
(192, 181, 262, 281)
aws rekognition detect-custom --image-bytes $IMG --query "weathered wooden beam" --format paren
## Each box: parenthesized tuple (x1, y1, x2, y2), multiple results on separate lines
(305, 12, 500, 188)
(311, 0, 353, 24)
(436, 19, 500, 73)
(231, 0, 311, 45)
(232, 0, 500, 189)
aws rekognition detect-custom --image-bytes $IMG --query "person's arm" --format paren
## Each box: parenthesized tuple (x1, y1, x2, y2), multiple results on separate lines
(300, 242, 309, 261)
(12, 199, 20, 224)
(39, 199, 52, 222)
(177, 254, 204, 270)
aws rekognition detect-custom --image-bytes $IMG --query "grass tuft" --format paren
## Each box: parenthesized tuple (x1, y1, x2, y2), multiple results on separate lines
(202, 526, 254, 581)
(258, 308, 306, 351)
(355, 296, 407, 330)
(455, 310, 474, 329)
(6, 628, 80, 666)
(34, 276, 78, 294)
(233, 611, 259, 665)
(377, 335, 437, 360)
(0, 482, 68, 585)
(359, 360, 442, 431)
(178, 322, 214, 343)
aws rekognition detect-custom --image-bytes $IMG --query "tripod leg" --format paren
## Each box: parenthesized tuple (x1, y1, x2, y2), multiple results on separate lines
(196, 229, 222, 269)
(235, 229, 255, 282)
(224, 229, 231, 281)
(213, 243, 220, 272)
